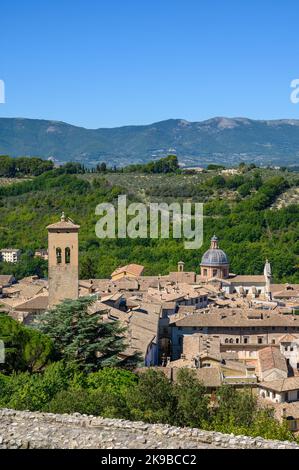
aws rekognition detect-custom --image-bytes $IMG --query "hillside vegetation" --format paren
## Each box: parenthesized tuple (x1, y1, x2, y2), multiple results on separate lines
(0, 161, 298, 282)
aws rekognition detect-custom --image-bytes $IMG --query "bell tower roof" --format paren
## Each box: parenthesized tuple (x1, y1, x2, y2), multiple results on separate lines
(47, 212, 80, 231)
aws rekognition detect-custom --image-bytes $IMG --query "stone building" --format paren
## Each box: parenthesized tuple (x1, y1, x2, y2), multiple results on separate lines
(47, 212, 80, 308)
(169, 307, 299, 363)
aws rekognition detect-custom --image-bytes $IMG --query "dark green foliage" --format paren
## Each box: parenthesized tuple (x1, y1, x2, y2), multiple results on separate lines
(47, 367, 137, 418)
(86, 367, 138, 394)
(123, 155, 180, 174)
(0, 252, 47, 280)
(0, 361, 296, 441)
(46, 389, 105, 416)
(208, 385, 293, 441)
(206, 164, 226, 170)
(35, 297, 135, 372)
(211, 385, 257, 428)
(0, 314, 54, 373)
(126, 369, 177, 424)
(0, 155, 53, 177)
(0, 361, 82, 410)
(174, 369, 210, 427)
(0, 165, 298, 283)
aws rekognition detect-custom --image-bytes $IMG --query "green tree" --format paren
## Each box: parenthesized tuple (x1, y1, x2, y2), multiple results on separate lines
(35, 296, 135, 372)
(126, 369, 177, 424)
(0, 314, 54, 373)
(174, 369, 210, 428)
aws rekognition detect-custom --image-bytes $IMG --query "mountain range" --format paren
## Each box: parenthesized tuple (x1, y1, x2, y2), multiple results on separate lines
(0, 116, 299, 167)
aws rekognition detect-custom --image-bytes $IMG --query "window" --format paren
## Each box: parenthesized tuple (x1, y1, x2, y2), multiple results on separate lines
(56, 248, 62, 264)
(203, 269, 207, 276)
(65, 247, 71, 264)
(236, 338, 239, 344)
(243, 337, 249, 344)
(213, 269, 217, 277)
(258, 337, 263, 344)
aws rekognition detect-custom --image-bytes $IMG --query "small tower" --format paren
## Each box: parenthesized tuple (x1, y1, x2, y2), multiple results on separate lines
(264, 259, 272, 300)
(47, 212, 80, 308)
(177, 260, 185, 272)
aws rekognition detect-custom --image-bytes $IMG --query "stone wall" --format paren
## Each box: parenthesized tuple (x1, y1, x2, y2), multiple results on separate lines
(0, 408, 298, 449)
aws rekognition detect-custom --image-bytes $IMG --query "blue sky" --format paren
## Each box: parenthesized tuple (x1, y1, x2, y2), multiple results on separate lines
(1, 0, 299, 128)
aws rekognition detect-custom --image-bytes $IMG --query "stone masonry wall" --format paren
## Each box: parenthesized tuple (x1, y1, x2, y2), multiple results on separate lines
(0, 408, 298, 449)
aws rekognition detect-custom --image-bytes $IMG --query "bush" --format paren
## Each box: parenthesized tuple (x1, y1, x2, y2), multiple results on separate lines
(126, 369, 177, 424)
(174, 369, 210, 428)
(0, 314, 54, 373)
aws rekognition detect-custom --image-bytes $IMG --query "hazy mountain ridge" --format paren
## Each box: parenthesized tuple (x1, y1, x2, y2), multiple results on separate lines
(0, 116, 299, 167)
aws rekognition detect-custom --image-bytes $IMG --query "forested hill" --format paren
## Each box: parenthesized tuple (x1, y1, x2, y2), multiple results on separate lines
(1, 117, 299, 167)
(0, 165, 298, 283)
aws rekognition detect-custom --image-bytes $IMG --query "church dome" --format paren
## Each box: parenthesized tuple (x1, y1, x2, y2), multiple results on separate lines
(200, 235, 229, 266)
(200, 248, 229, 266)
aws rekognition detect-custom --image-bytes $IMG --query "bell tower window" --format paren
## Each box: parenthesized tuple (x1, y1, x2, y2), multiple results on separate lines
(56, 248, 62, 264)
(65, 247, 71, 264)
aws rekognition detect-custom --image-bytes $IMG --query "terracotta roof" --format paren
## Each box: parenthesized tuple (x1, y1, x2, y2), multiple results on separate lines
(174, 367, 222, 388)
(170, 308, 299, 328)
(258, 346, 288, 373)
(4, 283, 44, 299)
(0, 274, 14, 286)
(47, 214, 80, 231)
(15, 295, 49, 311)
(111, 264, 144, 278)
(272, 284, 299, 299)
(278, 334, 298, 344)
(259, 377, 299, 392)
(229, 275, 266, 284)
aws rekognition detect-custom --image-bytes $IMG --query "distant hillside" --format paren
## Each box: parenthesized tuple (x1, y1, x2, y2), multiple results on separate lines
(1, 117, 299, 167)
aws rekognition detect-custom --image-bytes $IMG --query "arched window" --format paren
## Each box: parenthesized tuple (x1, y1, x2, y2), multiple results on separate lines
(229, 338, 233, 344)
(65, 247, 71, 264)
(56, 248, 62, 264)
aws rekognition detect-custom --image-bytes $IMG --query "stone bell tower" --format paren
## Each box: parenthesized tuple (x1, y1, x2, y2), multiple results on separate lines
(47, 212, 80, 308)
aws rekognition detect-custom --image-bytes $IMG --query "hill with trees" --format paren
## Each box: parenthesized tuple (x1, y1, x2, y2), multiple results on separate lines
(0, 160, 298, 282)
